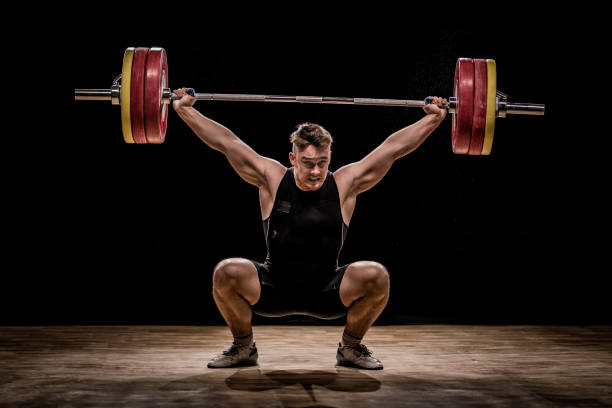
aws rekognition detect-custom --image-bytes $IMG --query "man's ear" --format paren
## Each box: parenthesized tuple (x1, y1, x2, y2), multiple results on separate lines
(289, 151, 296, 166)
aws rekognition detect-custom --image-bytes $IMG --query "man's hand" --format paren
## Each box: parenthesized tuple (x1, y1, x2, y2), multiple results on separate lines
(172, 88, 197, 111)
(423, 96, 448, 119)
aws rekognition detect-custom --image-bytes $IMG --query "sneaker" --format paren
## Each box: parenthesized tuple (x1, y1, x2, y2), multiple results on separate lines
(207, 341, 258, 368)
(336, 342, 383, 370)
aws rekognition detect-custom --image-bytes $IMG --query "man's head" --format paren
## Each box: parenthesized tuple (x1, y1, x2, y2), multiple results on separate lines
(288, 123, 333, 191)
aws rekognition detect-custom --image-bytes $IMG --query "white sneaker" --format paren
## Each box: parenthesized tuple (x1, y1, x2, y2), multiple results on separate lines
(336, 342, 383, 370)
(207, 341, 258, 368)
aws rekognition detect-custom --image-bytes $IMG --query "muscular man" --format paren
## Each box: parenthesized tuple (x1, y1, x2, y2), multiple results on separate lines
(173, 89, 447, 369)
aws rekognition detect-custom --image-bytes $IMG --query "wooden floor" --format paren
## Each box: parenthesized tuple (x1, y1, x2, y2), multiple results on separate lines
(1, 325, 611, 407)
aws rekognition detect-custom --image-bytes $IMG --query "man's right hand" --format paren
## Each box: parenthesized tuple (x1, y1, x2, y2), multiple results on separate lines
(172, 88, 197, 111)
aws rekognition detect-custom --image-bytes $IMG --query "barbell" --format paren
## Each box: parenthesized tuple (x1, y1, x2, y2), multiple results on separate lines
(74, 47, 545, 154)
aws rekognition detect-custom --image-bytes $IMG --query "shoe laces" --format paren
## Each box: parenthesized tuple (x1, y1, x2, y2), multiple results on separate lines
(222, 342, 246, 356)
(347, 343, 372, 357)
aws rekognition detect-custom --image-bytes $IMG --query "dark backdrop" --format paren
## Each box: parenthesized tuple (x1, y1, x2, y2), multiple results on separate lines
(3, 8, 608, 325)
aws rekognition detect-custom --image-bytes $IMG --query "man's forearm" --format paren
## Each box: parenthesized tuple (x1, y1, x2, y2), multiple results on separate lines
(175, 106, 236, 153)
(388, 113, 445, 160)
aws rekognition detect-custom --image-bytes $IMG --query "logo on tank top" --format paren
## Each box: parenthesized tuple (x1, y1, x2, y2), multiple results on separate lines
(277, 200, 291, 214)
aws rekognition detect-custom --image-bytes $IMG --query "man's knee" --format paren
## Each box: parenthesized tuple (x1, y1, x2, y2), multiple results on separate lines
(213, 258, 255, 292)
(348, 261, 390, 295)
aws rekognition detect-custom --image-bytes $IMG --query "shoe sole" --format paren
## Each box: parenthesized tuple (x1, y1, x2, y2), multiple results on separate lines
(336, 358, 383, 370)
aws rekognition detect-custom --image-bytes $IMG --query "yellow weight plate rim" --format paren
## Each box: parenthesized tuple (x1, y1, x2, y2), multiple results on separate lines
(482, 59, 497, 155)
(121, 48, 135, 144)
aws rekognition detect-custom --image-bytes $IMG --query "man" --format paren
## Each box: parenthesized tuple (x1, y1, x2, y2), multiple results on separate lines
(172, 88, 447, 369)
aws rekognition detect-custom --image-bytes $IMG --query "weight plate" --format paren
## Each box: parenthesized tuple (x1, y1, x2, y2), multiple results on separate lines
(452, 58, 474, 154)
(469, 59, 487, 155)
(482, 59, 497, 155)
(144, 47, 169, 144)
(120, 48, 135, 143)
(130, 47, 149, 144)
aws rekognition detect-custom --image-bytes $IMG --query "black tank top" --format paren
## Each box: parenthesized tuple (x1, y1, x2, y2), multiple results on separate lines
(262, 167, 348, 288)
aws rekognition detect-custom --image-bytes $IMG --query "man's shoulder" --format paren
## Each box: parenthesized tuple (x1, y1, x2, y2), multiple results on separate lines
(264, 158, 287, 176)
(333, 164, 358, 199)
(261, 158, 288, 188)
(333, 163, 356, 184)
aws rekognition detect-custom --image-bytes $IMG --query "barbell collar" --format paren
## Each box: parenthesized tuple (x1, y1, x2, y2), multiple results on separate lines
(111, 85, 121, 105)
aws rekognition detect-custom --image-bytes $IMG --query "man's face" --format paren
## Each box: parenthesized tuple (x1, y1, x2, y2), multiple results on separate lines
(289, 145, 331, 191)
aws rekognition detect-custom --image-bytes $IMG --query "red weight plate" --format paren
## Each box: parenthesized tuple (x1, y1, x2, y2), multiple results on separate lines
(144, 47, 169, 144)
(469, 59, 487, 155)
(451, 58, 474, 154)
(130, 47, 149, 144)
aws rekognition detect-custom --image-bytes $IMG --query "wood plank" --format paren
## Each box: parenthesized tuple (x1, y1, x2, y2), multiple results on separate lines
(1, 325, 611, 407)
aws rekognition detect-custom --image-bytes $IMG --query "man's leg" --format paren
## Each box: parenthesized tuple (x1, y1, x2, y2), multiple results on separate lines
(212, 258, 261, 335)
(339, 261, 390, 336)
(208, 258, 261, 368)
(337, 261, 390, 369)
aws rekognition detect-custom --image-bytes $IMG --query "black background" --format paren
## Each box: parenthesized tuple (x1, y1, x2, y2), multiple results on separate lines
(3, 7, 608, 325)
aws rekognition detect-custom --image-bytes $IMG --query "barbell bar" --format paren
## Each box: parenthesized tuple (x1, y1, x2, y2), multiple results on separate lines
(74, 88, 545, 115)
(74, 47, 545, 153)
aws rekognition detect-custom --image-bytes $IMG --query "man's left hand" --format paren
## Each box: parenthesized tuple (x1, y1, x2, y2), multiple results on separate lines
(423, 96, 448, 119)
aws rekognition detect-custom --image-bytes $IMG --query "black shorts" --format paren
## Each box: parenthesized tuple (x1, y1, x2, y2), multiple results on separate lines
(249, 261, 349, 320)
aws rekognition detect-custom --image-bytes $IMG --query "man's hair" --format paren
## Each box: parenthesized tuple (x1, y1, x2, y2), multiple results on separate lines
(289, 123, 333, 154)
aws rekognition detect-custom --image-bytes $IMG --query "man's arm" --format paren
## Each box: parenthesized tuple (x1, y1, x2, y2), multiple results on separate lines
(335, 97, 447, 196)
(173, 88, 281, 188)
